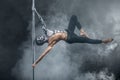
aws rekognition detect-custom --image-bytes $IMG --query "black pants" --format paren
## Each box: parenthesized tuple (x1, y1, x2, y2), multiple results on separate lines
(66, 15, 102, 44)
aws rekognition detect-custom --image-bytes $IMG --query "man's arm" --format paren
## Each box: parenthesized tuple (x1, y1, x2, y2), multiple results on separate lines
(32, 41, 56, 68)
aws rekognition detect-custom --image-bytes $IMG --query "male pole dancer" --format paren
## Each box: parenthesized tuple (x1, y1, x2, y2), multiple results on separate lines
(32, 15, 113, 68)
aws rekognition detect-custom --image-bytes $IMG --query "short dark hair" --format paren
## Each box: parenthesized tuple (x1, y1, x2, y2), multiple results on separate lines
(35, 35, 48, 46)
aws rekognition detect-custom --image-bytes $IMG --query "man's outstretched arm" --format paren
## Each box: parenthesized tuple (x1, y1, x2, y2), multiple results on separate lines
(32, 41, 56, 68)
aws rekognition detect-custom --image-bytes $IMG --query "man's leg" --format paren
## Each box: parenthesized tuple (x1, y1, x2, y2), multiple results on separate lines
(81, 37, 113, 44)
(68, 34, 113, 44)
(67, 15, 82, 33)
(80, 37, 103, 44)
(67, 15, 89, 37)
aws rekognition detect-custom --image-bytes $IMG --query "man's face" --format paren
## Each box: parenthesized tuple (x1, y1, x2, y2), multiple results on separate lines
(36, 36, 46, 45)
(37, 36, 45, 41)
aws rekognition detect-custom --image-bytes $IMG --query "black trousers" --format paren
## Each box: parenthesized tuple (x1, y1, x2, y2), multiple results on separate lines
(66, 15, 102, 44)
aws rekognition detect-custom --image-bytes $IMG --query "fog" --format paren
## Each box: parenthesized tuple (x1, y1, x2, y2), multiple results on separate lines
(12, 0, 120, 80)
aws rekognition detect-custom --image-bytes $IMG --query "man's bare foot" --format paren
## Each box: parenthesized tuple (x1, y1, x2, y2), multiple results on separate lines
(102, 38, 113, 44)
(80, 32, 89, 38)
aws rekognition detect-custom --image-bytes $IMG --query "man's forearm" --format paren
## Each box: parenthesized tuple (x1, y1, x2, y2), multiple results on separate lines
(34, 46, 52, 65)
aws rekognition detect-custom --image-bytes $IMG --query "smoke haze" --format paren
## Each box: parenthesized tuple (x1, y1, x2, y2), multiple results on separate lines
(1, 0, 120, 80)
(13, 0, 120, 80)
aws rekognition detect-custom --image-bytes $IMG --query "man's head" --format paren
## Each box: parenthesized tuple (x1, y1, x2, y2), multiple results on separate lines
(35, 35, 48, 45)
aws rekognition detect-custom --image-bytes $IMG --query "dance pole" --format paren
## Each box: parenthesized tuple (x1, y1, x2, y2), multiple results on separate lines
(32, 0, 35, 80)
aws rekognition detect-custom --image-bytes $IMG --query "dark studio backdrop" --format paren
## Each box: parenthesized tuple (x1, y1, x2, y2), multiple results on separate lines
(0, 0, 120, 80)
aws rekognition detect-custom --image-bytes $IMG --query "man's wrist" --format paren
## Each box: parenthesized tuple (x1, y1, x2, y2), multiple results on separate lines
(34, 62, 37, 65)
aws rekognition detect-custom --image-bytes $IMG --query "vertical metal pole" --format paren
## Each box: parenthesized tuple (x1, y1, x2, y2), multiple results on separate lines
(32, 0, 35, 80)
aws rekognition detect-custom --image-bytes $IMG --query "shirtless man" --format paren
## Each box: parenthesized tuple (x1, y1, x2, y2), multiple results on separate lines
(32, 15, 113, 68)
